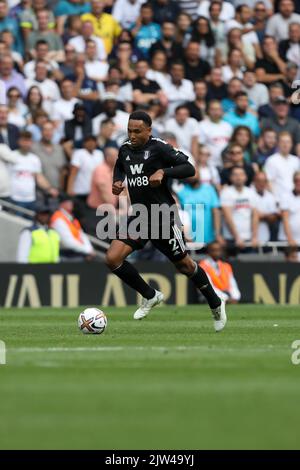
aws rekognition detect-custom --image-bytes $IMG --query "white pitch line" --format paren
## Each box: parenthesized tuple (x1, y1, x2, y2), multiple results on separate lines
(8, 345, 276, 353)
(10, 346, 207, 353)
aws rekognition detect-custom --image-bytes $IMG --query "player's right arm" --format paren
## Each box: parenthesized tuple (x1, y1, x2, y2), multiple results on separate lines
(112, 153, 126, 196)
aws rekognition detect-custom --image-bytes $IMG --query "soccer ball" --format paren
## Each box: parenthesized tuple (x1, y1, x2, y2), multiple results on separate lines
(78, 308, 108, 335)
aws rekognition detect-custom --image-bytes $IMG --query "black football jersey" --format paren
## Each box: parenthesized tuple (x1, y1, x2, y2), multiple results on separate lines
(113, 136, 189, 208)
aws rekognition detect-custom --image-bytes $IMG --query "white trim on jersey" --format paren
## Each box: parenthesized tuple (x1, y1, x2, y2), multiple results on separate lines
(172, 225, 185, 252)
(151, 137, 168, 145)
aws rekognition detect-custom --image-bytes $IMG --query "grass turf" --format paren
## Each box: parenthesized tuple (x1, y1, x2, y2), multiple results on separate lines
(0, 304, 299, 450)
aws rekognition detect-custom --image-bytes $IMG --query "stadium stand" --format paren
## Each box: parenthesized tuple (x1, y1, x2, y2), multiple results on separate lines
(0, 0, 299, 271)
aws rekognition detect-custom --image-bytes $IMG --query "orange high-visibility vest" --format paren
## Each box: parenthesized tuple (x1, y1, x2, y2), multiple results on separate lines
(199, 259, 233, 291)
(51, 210, 84, 244)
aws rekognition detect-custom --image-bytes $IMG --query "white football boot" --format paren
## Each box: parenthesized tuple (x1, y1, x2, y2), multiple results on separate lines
(211, 299, 227, 332)
(133, 290, 164, 320)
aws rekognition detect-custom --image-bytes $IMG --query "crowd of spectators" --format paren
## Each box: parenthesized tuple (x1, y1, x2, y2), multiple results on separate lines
(0, 0, 300, 261)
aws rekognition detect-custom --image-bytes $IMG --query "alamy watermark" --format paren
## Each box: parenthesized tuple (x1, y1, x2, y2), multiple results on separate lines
(95, 196, 204, 242)
(0, 340, 6, 365)
(291, 80, 300, 105)
(291, 340, 300, 365)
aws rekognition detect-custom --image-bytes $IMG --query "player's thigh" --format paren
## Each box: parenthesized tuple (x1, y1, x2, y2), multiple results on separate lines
(151, 223, 187, 263)
(105, 239, 133, 269)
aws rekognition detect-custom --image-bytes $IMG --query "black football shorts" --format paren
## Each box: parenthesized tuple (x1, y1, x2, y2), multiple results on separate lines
(116, 218, 187, 262)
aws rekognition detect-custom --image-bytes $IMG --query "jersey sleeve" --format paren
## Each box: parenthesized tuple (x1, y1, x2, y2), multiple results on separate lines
(113, 149, 126, 182)
(160, 141, 195, 179)
(160, 140, 190, 166)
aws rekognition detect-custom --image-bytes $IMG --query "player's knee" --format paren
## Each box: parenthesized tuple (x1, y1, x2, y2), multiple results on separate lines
(105, 250, 122, 270)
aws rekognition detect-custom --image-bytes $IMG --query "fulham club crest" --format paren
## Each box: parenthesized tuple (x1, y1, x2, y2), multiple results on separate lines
(144, 150, 150, 160)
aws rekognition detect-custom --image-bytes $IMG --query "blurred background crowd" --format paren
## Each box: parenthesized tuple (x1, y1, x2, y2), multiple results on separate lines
(0, 0, 300, 263)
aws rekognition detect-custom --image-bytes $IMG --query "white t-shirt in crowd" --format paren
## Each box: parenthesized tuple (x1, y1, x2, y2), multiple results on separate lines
(164, 117, 199, 152)
(198, 118, 233, 167)
(112, 0, 146, 29)
(264, 153, 300, 200)
(0, 144, 17, 197)
(266, 13, 300, 42)
(52, 97, 79, 126)
(85, 61, 109, 82)
(279, 191, 300, 244)
(222, 65, 244, 83)
(250, 187, 278, 243)
(225, 20, 259, 44)
(162, 78, 195, 116)
(244, 83, 269, 109)
(92, 110, 129, 136)
(199, 164, 221, 186)
(220, 185, 256, 241)
(0, 79, 6, 105)
(24, 59, 59, 80)
(71, 148, 104, 195)
(68, 35, 107, 60)
(146, 70, 170, 90)
(26, 78, 61, 103)
(10, 151, 41, 202)
(197, 0, 234, 21)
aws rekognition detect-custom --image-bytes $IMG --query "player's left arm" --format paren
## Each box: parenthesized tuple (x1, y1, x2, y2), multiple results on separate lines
(149, 143, 195, 187)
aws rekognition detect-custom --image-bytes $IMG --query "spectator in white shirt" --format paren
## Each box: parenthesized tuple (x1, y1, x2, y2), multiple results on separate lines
(251, 171, 279, 244)
(198, 99, 233, 168)
(0, 143, 17, 199)
(264, 131, 300, 201)
(52, 78, 79, 130)
(266, 0, 300, 42)
(226, 4, 261, 57)
(222, 48, 245, 84)
(0, 78, 6, 105)
(92, 93, 129, 137)
(197, 0, 235, 21)
(164, 104, 199, 155)
(67, 135, 103, 199)
(195, 144, 221, 192)
(23, 39, 59, 81)
(84, 39, 109, 83)
(10, 130, 58, 211)
(162, 60, 195, 116)
(243, 69, 269, 109)
(221, 166, 259, 249)
(112, 0, 146, 29)
(68, 20, 107, 61)
(279, 171, 300, 246)
(26, 60, 60, 113)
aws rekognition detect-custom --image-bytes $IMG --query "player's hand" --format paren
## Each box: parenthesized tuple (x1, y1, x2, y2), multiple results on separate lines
(112, 181, 124, 195)
(149, 169, 164, 187)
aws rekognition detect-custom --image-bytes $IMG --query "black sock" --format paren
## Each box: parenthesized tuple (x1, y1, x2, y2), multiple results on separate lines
(112, 261, 155, 300)
(190, 265, 221, 309)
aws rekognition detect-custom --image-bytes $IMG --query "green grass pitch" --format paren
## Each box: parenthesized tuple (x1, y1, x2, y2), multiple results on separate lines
(0, 304, 299, 450)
